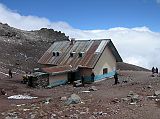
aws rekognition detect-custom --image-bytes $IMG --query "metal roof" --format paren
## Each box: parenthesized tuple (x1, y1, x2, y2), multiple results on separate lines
(41, 65, 73, 74)
(38, 39, 122, 73)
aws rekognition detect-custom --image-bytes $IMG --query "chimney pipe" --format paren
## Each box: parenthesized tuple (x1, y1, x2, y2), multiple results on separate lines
(70, 38, 75, 45)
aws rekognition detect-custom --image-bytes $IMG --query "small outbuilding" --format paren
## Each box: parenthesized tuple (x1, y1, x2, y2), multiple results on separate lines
(27, 72, 49, 88)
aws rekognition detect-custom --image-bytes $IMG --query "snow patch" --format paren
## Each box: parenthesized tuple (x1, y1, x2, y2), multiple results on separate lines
(8, 95, 38, 99)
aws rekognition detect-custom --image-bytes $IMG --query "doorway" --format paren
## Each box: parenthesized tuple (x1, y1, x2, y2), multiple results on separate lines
(68, 72, 76, 83)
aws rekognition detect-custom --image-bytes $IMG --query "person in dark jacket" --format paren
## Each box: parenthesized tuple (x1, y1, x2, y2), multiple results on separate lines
(8, 69, 12, 78)
(152, 67, 155, 74)
(81, 76, 85, 86)
(91, 72, 95, 82)
(114, 71, 119, 85)
(156, 67, 158, 74)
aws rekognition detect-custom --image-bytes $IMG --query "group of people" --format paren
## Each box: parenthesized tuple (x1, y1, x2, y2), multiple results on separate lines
(152, 67, 159, 74)
(80, 71, 119, 86)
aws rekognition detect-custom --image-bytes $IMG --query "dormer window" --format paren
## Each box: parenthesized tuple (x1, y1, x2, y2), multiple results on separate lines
(53, 52, 56, 56)
(70, 52, 76, 57)
(79, 52, 84, 58)
(56, 52, 60, 56)
(70, 53, 73, 57)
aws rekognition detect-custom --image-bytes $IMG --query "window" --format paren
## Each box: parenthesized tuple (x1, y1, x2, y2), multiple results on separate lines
(78, 52, 84, 58)
(79, 52, 82, 57)
(103, 68, 108, 74)
(70, 52, 76, 57)
(56, 52, 60, 56)
(70, 52, 73, 57)
(53, 52, 56, 56)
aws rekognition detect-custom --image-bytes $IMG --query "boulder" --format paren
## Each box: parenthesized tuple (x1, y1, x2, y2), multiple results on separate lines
(131, 94, 139, 103)
(60, 96, 67, 101)
(65, 94, 81, 105)
(89, 86, 97, 91)
(147, 85, 152, 89)
(121, 97, 129, 102)
(112, 98, 120, 103)
(44, 98, 51, 104)
(127, 91, 134, 97)
(154, 90, 160, 96)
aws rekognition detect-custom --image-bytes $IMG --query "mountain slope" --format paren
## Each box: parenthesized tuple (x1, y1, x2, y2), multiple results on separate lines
(117, 62, 150, 71)
(0, 23, 69, 72)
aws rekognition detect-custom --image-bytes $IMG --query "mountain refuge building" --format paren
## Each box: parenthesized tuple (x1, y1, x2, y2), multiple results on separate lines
(38, 39, 122, 87)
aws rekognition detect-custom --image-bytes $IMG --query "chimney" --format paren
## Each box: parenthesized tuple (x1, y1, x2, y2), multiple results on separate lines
(70, 38, 75, 45)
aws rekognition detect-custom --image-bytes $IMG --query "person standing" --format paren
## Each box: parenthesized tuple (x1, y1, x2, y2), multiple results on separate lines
(91, 72, 95, 82)
(8, 69, 12, 78)
(114, 71, 119, 85)
(152, 67, 155, 74)
(156, 67, 158, 74)
(81, 76, 85, 86)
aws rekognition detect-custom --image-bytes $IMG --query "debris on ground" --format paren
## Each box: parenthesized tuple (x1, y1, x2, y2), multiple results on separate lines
(82, 91, 91, 93)
(43, 97, 52, 104)
(73, 80, 84, 87)
(111, 98, 120, 104)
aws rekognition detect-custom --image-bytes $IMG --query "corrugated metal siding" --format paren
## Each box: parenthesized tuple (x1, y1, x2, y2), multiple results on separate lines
(38, 40, 110, 71)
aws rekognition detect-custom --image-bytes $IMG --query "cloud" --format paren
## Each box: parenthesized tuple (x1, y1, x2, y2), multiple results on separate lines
(0, 3, 160, 69)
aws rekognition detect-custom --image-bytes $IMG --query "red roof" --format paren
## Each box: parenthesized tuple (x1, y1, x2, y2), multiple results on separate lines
(41, 65, 73, 74)
(38, 39, 122, 73)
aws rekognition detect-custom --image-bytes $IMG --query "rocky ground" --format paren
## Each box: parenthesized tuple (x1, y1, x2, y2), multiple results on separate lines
(0, 22, 69, 72)
(0, 68, 160, 119)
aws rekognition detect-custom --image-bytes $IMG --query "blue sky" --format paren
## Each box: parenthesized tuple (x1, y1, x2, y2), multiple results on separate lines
(0, 0, 160, 31)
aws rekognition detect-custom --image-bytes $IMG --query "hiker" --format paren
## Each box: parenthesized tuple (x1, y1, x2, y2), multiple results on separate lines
(91, 72, 95, 82)
(156, 67, 158, 74)
(8, 69, 12, 78)
(81, 76, 85, 86)
(152, 67, 155, 74)
(114, 71, 119, 85)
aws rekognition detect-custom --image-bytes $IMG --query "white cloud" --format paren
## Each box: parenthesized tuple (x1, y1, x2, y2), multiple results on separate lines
(0, 3, 160, 69)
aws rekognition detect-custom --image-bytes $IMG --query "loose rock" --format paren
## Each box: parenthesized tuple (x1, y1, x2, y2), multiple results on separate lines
(154, 90, 160, 96)
(65, 94, 81, 105)
(89, 86, 97, 91)
(60, 96, 67, 101)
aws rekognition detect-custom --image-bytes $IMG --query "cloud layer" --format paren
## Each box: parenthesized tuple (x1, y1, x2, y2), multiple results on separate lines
(0, 3, 160, 69)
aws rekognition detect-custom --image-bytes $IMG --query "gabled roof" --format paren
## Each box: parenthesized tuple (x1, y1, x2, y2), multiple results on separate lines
(38, 39, 122, 72)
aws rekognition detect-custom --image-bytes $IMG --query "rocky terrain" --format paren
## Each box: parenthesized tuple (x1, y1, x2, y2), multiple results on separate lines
(0, 68, 160, 119)
(0, 22, 69, 72)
